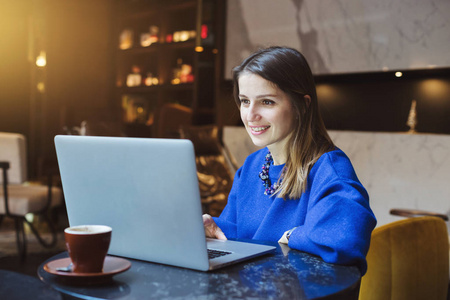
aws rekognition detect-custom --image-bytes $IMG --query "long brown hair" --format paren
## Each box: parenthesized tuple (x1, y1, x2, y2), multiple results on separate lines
(232, 46, 334, 199)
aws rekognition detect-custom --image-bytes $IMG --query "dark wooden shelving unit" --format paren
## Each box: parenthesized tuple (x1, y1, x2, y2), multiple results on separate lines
(114, 0, 218, 137)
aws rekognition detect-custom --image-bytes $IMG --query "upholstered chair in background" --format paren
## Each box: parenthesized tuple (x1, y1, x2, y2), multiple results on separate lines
(0, 132, 63, 259)
(359, 216, 449, 300)
(156, 103, 193, 138)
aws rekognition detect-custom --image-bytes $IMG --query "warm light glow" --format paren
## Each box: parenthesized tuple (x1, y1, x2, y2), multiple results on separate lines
(179, 31, 190, 42)
(201, 24, 208, 39)
(316, 84, 339, 103)
(418, 79, 449, 100)
(395, 71, 402, 77)
(37, 82, 45, 93)
(212, 49, 219, 54)
(195, 46, 204, 52)
(36, 51, 46, 67)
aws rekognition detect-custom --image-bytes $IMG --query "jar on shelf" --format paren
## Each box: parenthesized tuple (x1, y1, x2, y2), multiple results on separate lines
(119, 29, 133, 50)
(126, 65, 142, 87)
(140, 26, 159, 47)
(144, 73, 159, 86)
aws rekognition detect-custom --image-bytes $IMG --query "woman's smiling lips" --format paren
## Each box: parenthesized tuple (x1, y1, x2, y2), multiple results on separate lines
(249, 125, 270, 135)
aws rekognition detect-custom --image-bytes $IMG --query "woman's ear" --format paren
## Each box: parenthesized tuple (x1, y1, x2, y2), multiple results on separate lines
(299, 95, 311, 115)
(304, 95, 311, 107)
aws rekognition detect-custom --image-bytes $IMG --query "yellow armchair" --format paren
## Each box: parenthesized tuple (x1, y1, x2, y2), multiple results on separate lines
(360, 216, 449, 300)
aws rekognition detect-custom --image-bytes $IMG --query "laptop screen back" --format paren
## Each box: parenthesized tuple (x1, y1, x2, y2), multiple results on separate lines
(55, 135, 210, 271)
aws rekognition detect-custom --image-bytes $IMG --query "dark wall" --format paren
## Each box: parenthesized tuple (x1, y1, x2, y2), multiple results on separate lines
(37, 0, 115, 177)
(316, 69, 450, 134)
(216, 68, 450, 135)
(46, 0, 115, 129)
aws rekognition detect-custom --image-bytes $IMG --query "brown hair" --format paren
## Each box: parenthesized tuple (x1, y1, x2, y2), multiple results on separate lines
(232, 46, 334, 199)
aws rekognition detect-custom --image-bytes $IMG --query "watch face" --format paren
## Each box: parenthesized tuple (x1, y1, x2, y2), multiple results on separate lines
(286, 228, 295, 240)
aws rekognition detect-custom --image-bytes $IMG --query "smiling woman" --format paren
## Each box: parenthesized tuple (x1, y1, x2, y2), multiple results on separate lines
(231, 46, 336, 199)
(203, 46, 377, 275)
(238, 73, 296, 163)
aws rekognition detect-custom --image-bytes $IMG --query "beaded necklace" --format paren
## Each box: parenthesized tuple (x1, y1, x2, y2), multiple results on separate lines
(259, 152, 283, 195)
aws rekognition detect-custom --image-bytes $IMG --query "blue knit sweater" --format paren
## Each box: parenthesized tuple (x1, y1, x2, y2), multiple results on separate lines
(214, 148, 376, 274)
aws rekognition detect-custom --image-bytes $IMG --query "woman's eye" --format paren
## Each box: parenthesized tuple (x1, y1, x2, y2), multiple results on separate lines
(240, 99, 250, 105)
(262, 99, 274, 105)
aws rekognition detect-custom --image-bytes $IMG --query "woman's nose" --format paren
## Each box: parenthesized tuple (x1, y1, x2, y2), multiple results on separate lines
(245, 105, 261, 122)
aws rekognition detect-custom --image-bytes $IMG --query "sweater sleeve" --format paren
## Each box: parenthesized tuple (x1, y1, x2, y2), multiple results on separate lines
(288, 178, 376, 275)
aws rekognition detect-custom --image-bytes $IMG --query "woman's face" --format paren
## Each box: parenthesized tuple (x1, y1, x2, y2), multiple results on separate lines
(238, 73, 296, 158)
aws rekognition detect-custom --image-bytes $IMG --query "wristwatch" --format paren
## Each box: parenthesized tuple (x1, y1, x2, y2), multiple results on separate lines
(286, 227, 296, 241)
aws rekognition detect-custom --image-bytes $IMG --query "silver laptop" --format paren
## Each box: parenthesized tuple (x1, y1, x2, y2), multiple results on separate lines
(54, 135, 275, 271)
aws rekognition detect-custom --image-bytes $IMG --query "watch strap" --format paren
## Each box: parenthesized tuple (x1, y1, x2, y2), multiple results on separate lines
(286, 227, 296, 241)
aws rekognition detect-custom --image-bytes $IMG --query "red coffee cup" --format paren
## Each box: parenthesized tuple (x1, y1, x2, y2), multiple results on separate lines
(64, 225, 112, 273)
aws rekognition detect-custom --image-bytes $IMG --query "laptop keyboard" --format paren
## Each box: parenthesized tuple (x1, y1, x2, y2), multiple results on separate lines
(208, 249, 232, 259)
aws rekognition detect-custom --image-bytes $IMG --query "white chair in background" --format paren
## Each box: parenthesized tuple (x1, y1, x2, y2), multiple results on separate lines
(0, 132, 62, 259)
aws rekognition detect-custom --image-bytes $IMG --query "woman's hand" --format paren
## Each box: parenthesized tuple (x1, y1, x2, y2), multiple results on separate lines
(203, 214, 227, 240)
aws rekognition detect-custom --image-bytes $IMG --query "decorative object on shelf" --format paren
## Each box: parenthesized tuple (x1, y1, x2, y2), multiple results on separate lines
(201, 24, 208, 39)
(171, 59, 194, 85)
(140, 26, 159, 47)
(171, 58, 182, 84)
(406, 99, 417, 133)
(119, 29, 133, 50)
(172, 30, 196, 43)
(144, 73, 159, 86)
(126, 65, 142, 87)
(180, 64, 194, 83)
(200, 24, 214, 45)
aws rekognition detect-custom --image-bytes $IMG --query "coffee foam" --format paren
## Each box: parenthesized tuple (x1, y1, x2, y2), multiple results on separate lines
(65, 225, 112, 235)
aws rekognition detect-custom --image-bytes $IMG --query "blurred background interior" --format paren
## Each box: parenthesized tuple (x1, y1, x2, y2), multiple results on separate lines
(1, 0, 450, 293)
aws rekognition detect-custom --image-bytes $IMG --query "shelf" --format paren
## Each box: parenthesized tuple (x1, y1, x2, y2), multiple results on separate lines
(115, 0, 218, 137)
(163, 82, 195, 90)
(117, 46, 159, 55)
(118, 86, 159, 93)
(117, 40, 196, 54)
(118, 83, 194, 93)
(118, 0, 196, 20)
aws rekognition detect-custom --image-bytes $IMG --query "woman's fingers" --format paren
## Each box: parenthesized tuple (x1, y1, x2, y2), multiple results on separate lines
(202, 214, 227, 240)
(214, 226, 227, 240)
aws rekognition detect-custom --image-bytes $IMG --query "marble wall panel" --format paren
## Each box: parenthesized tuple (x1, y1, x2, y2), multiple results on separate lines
(225, 0, 450, 77)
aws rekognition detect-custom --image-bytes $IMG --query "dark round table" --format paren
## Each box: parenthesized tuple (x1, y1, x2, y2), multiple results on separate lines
(38, 241, 361, 300)
(0, 269, 62, 300)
